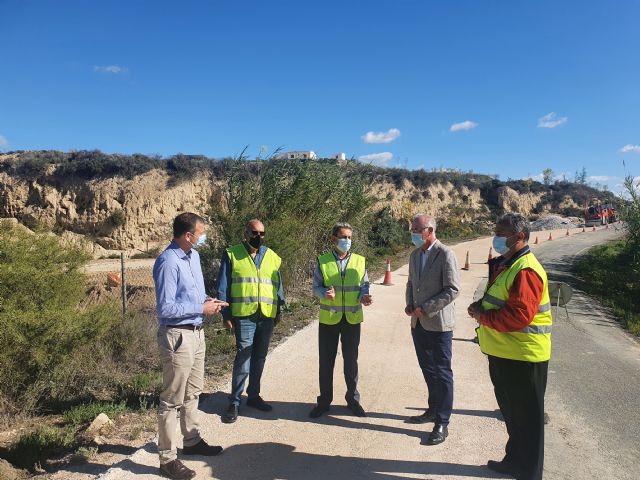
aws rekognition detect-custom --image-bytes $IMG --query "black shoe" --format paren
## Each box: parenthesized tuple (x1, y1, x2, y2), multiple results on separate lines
(182, 439, 223, 456)
(309, 404, 330, 418)
(348, 402, 367, 417)
(246, 396, 273, 412)
(423, 424, 448, 445)
(221, 404, 238, 423)
(406, 410, 436, 424)
(487, 460, 519, 477)
(159, 459, 196, 479)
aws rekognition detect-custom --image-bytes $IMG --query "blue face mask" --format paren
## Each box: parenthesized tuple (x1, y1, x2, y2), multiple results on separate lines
(492, 235, 509, 255)
(191, 233, 207, 249)
(337, 238, 351, 253)
(411, 233, 425, 247)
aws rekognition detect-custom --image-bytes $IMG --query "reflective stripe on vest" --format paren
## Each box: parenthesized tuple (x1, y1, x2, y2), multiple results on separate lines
(318, 252, 365, 325)
(228, 244, 281, 318)
(477, 252, 553, 362)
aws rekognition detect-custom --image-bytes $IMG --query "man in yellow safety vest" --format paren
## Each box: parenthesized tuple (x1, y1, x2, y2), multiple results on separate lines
(217, 218, 285, 424)
(309, 222, 373, 419)
(468, 213, 552, 480)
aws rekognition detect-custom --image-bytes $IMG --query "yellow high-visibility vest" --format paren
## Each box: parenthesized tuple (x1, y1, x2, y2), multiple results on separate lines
(228, 243, 281, 319)
(318, 252, 365, 325)
(477, 251, 552, 362)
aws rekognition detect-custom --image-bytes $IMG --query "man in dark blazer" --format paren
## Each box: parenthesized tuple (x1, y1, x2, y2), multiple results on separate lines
(405, 214, 460, 445)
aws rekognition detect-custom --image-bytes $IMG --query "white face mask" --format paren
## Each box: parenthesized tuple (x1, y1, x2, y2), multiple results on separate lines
(337, 238, 352, 253)
(189, 233, 207, 249)
(411, 233, 425, 247)
(492, 235, 509, 254)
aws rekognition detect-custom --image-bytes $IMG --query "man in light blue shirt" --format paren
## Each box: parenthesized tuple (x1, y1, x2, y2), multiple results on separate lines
(153, 212, 227, 480)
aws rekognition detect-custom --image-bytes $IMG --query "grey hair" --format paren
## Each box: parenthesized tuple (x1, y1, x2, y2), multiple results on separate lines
(411, 214, 437, 231)
(497, 213, 530, 241)
(331, 222, 353, 236)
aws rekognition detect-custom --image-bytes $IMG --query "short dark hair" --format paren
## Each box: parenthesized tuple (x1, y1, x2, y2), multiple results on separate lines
(173, 212, 204, 238)
(497, 213, 530, 241)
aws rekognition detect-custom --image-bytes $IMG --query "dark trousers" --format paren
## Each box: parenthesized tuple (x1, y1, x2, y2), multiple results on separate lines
(411, 323, 454, 426)
(317, 316, 361, 407)
(488, 355, 548, 480)
(230, 316, 274, 406)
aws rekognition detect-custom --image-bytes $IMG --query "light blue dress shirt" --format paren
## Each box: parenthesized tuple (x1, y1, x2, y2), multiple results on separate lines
(153, 241, 207, 326)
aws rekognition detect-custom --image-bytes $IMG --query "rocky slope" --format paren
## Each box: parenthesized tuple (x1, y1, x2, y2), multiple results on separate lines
(0, 152, 602, 257)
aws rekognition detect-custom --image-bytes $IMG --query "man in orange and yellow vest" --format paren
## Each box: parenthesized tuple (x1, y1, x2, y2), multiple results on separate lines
(468, 213, 552, 480)
(309, 222, 372, 419)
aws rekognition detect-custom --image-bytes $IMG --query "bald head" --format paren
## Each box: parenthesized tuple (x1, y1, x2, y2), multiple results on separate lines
(244, 218, 265, 251)
(245, 218, 264, 235)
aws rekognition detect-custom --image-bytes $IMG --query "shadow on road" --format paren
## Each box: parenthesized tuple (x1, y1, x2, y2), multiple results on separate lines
(201, 442, 503, 480)
(199, 393, 502, 439)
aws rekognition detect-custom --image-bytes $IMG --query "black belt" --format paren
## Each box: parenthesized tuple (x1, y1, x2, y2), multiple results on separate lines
(166, 324, 204, 331)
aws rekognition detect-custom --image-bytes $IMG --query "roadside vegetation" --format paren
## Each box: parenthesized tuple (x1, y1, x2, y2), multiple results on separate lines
(575, 175, 640, 336)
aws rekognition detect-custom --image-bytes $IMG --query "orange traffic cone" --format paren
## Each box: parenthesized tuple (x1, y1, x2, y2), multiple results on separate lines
(487, 247, 493, 263)
(534, 236, 539, 245)
(382, 259, 393, 286)
(548, 232, 553, 241)
(566, 229, 570, 236)
(462, 251, 470, 271)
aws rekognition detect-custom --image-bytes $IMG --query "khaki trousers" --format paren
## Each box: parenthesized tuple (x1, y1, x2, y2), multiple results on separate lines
(157, 326, 205, 464)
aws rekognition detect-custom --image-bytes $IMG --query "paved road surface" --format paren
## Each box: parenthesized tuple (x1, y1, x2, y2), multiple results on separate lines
(533, 227, 640, 480)
(100, 226, 638, 480)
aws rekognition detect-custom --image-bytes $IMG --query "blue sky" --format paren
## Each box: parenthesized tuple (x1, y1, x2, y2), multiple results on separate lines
(1, 0, 639, 192)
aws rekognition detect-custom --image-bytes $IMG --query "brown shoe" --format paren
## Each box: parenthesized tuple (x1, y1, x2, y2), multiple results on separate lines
(159, 459, 196, 479)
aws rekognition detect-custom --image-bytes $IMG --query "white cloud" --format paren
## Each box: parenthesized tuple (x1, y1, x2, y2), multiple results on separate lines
(358, 152, 393, 166)
(361, 128, 401, 144)
(449, 120, 478, 132)
(93, 65, 128, 74)
(537, 112, 568, 129)
(620, 144, 640, 154)
(0, 135, 8, 149)
(588, 175, 616, 182)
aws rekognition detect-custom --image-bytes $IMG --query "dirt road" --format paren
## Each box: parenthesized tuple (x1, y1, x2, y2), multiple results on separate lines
(100, 226, 633, 480)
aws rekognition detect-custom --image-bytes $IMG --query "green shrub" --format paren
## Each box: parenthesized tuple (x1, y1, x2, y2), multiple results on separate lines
(72, 446, 99, 463)
(575, 241, 640, 335)
(63, 401, 127, 427)
(0, 226, 94, 413)
(116, 371, 162, 407)
(0, 227, 160, 415)
(206, 327, 236, 356)
(208, 158, 374, 290)
(6, 426, 76, 470)
(107, 209, 126, 228)
(369, 207, 408, 254)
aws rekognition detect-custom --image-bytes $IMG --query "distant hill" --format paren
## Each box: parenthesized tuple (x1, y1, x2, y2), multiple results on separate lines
(0, 150, 617, 257)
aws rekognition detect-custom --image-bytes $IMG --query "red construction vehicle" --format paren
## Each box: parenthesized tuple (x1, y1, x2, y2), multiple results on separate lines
(584, 198, 617, 226)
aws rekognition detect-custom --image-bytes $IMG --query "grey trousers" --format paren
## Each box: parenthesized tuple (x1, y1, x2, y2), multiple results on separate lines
(157, 326, 205, 464)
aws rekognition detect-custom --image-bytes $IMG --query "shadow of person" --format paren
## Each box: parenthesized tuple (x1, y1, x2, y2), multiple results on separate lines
(200, 395, 505, 442)
(200, 394, 427, 440)
(205, 442, 501, 480)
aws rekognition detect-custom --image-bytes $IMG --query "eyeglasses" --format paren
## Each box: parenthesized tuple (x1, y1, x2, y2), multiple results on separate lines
(251, 230, 266, 237)
(411, 226, 429, 233)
